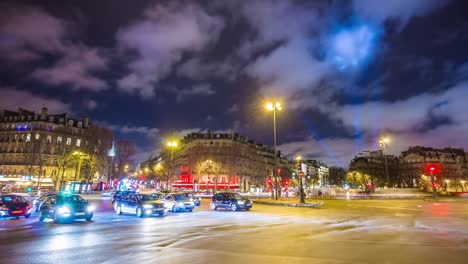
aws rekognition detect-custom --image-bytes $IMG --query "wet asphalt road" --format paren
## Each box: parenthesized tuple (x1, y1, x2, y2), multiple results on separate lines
(1, 196, 467, 264)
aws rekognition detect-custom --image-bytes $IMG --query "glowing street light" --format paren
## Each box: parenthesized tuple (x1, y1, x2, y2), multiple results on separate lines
(265, 101, 283, 200)
(379, 137, 390, 186)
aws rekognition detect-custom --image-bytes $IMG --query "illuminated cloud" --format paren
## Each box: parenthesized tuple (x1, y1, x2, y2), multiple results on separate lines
(327, 24, 379, 71)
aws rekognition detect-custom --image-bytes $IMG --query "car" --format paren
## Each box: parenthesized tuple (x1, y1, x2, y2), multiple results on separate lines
(183, 192, 201, 206)
(161, 193, 195, 212)
(33, 193, 57, 212)
(112, 190, 136, 208)
(210, 192, 252, 211)
(38, 194, 94, 223)
(0, 194, 33, 218)
(115, 194, 167, 217)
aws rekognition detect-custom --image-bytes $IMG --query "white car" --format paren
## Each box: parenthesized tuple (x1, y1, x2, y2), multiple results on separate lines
(160, 193, 195, 212)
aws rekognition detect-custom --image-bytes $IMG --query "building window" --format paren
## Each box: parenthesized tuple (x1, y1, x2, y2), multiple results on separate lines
(57, 137, 63, 144)
(46, 135, 52, 144)
(76, 139, 81, 147)
(26, 133, 31, 142)
(53, 159, 58, 166)
(35, 133, 40, 140)
(66, 138, 72, 145)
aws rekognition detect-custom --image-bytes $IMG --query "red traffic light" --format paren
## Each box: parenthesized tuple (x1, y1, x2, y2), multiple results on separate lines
(425, 164, 440, 174)
(285, 180, 289, 185)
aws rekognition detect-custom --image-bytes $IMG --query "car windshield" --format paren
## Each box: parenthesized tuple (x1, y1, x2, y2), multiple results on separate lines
(174, 194, 187, 202)
(1, 195, 26, 203)
(57, 195, 86, 203)
(233, 194, 244, 200)
(138, 195, 157, 201)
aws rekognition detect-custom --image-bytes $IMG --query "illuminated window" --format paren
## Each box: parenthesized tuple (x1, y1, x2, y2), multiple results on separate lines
(46, 136, 52, 144)
(26, 133, 31, 142)
(76, 139, 81, 147)
(66, 138, 72, 145)
(57, 137, 62, 144)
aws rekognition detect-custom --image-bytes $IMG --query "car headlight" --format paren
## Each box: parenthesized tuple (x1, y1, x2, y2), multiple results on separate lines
(143, 204, 153, 209)
(178, 202, 184, 206)
(190, 202, 195, 206)
(87, 205, 95, 212)
(58, 206, 70, 214)
(237, 201, 245, 205)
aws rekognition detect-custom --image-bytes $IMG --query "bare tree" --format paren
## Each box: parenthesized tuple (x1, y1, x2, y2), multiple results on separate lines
(115, 139, 136, 178)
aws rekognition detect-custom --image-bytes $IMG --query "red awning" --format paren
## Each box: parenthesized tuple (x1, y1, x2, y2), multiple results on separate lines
(172, 182, 239, 188)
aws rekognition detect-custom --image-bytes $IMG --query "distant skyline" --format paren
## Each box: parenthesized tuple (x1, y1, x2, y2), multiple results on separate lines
(1, 0, 468, 166)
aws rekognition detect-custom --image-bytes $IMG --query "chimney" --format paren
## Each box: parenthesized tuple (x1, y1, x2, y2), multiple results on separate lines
(83, 117, 89, 128)
(40, 107, 48, 120)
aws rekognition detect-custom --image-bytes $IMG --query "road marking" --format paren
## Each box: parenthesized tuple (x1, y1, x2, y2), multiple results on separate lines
(111, 219, 123, 222)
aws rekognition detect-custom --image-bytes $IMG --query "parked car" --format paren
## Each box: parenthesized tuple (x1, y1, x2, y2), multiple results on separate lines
(210, 192, 252, 211)
(183, 192, 201, 206)
(38, 194, 94, 223)
(112, 190, 137, 208)
(0, 194, 32, 218)
(115, 194, 166, 217)
(33, 193, 57, 212)
(161, 193, 195, 212)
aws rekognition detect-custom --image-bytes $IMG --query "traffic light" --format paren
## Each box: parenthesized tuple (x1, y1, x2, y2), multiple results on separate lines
(285, 180, 289, 186)
(277, 168, 282, 175)
(425, 164, 440, 174)
(267, 178, 272, 184)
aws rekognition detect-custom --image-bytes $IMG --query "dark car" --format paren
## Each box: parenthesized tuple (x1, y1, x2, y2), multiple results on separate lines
(38, 194, 94, 223)
(115, 194, 166, 217)
(33, 193, 57, 212)
(183, 192, 201, 206)
(112, 190, 136, 208)
(210, 192, 252, 211)
(161, 193, 195, 212)
(0, 194, 32, 218)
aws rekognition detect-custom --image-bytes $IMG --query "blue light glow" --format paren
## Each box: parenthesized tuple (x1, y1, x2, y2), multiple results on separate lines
(328, 24, 379, 71)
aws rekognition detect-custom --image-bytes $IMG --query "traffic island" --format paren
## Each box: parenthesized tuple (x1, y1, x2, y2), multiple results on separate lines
(252, 199, 324, 208)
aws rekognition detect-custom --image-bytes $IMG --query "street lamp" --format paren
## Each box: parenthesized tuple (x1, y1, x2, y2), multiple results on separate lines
(379, 137, 390, 186)
(295, 156, 305, 203)
(265, 101, 282, 200)
(167, 141, 178, 191)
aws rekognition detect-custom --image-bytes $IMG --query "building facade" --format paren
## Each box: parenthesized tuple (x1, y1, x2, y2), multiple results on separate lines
(348, 150, 399, 187)
(140, 131, 295, 192)
(297, 159, 330, 187)
(400, 146, 467, 190)
(0, 107, 113, 192)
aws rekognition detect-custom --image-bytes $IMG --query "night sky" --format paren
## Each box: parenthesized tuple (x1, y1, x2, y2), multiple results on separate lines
(1, 0, 467, 166)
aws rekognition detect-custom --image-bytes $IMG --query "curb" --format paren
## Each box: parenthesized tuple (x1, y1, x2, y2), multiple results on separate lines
(253, 200, 324, 208)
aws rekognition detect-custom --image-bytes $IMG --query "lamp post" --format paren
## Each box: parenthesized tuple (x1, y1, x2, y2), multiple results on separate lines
(167, 141, 178, 191)
(379, 137, 390, 187)
(266, 101, 282, 200)
(107, 141, 115, 188)
(296, 156, 305, 203)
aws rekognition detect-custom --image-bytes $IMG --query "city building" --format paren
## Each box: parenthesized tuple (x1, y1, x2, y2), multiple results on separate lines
(0, 107, 113, 192)
(296, 159, 330, 187)
(348, 150, 399, 187)
(400, 146, 467, 190)
(139, 130, 294, 192)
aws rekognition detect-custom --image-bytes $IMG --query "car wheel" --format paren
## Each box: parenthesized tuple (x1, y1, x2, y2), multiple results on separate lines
(210, 203, 217, 211)
(38, 211, 45, 222)
(136, 207, 144, 217)
(188, 209, 193, 212)
(53, 214, 61, 224)
(158, 212, 164, 216)
(246, 208, 251, 211)
(25, 212, 31, 218)
(116, 205, 122, 215)
(172, 205, 177, 213)
(85, 213, 93, 222)
(231, 203, 237, 212)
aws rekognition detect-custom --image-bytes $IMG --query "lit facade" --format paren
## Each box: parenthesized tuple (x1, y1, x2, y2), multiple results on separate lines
(0, 107, 113, 192)
(140, 131, 294, 191)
